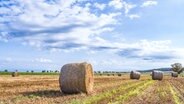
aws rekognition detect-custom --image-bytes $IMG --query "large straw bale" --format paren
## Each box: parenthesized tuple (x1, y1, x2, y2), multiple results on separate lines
(171, 72, 178, 77)
(59, 62, 94, 94)
(130, 71, 141, 80)
(152, 70, 163, 80)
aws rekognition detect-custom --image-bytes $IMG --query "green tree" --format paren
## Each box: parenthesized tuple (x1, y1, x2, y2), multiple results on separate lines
(4, 69, 8, 72)
(42, 70, 46, 73)
(171, 63, 184, 74)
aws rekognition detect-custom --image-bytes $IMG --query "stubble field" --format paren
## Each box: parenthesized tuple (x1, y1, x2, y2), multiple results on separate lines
(0, 74, 184, 104)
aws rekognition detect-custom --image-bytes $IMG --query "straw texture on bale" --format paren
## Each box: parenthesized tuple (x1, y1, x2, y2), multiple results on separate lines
(171, 72, 178, 77)
(130, 71, 141, 80)
(152, 70, 163, 80)
(12, 72, 19, 77)
(59, 62, 94, 94)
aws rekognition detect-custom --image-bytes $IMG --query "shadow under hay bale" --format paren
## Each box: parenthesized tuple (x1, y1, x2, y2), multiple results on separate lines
(152, 70, 163, 80)
(171, 72, 178, 77)
(12, 72, 19, 77)
(130, 71, 141, 80)
(59, 62, 94, 94)
(22, 90, 65, 98)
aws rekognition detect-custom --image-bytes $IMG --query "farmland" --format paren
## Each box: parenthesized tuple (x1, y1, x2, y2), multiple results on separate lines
(0, 74, 184, 104)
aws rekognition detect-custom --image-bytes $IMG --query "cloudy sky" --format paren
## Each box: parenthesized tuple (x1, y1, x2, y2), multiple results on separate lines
(0, 0, 184, 72)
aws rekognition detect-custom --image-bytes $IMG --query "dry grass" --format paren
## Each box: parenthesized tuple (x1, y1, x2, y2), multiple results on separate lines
(0, 74, 184, 104)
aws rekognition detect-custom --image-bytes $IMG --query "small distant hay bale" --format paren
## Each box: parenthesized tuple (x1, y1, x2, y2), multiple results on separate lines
(59, 62, 94, 94)
(118, 74, 122, 77)
(171, 72, 178, 77)
(152, 70, 163, 80)
(12, 72, 19, 77)
(130, 71, 141, 80)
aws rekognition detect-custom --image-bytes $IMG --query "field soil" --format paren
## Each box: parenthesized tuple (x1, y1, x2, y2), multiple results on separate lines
(0, 75, 184, 104)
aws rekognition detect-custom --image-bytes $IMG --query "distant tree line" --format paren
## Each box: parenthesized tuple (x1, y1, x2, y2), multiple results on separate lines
(2, 69, 59, 73)
(94, 71, 128, 74)
(2, 63, 184, 74)
(41, 70, 59, 73)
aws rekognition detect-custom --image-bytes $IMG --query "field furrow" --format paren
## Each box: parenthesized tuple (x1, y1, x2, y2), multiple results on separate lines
(112, 80, 154, 104)
(0, 76, 133, 104)
(69, 80, 148, 104)
(168, 78, 184, 104)
(1, 75, 184, 104)
(124, 79, 176, 104)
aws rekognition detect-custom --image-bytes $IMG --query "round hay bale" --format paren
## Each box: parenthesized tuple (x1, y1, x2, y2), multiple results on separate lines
(12, 72, 19, 77)
(118, 74, 122, 77)
(130, 71, 141, 80)
(171, 72, 178, 77)
(59, 62, 94, 94)
(152, 70, 163, 80)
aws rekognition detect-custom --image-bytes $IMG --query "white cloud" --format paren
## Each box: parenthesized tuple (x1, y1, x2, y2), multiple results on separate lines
(85, 3, 91, 7)
(108, 0, 137, 14)
(35, 58, 53, 63)
(123, 2, 137, 15)
(87, 39, 184, 70)
(0, 0, 122, 51)
(94, 3, 106, 10)
(1, 0, 184, 71)
(128, 14, 140, 19)
(0, 0, 164, 56)
(141, 1, 158, 7)
(108, 0, 123, 9)
(108, 0, 137, 19)
(88, 39, 183, 60)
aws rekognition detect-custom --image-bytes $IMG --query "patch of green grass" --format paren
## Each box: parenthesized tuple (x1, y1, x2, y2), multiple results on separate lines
(26, 94, 40, 99)
(169, 84, 181, 104)
(156, 82, 171, 102)
(10, 95, 31, 103)
(113, 80, 154, 103)
(69, 80, 151, 104)
(70, 99, 84, 104)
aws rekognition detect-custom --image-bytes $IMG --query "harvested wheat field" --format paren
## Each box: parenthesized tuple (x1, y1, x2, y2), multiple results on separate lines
(0, 75, 184, 104)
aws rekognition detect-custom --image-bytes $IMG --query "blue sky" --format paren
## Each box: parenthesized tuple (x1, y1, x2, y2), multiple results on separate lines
(1, 0, 184, 72)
